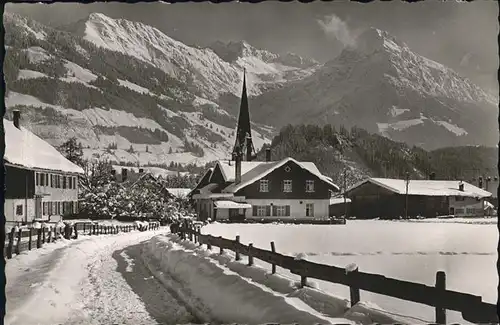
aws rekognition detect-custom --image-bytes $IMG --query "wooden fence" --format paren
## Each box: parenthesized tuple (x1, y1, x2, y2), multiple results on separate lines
(178, 226, 498, 324)
(4, 221, 160, 260)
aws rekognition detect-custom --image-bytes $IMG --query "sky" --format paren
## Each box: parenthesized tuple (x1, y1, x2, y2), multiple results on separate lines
(5, 1, 499, 92)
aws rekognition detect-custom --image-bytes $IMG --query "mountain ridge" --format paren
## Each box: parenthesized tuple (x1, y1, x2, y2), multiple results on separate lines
(3, 12, 319, 167)
(4, 12, 498, 172)
(248, 27, 498, 150)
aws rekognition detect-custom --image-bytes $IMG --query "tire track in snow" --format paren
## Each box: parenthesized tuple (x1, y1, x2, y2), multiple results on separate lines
(113, 243, 200, 324)
(6, 230, 169, 325)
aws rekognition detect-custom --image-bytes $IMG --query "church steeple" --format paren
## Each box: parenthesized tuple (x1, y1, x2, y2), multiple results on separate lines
(232, 69, 254, 161)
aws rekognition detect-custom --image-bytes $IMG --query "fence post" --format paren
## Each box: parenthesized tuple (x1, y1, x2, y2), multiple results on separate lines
(300, 269, 307, 288)
(248, 243, 254, 266)
(207, 238, 212, 250)
(15, 229, 22, 255)
(42, 227, 46, 243)
(37, 228, 42, 249)
(235, 235, 241, 261)
(189, 226, 194, 242)
(219, 236, 224, 254)
(435, 271, 447, 324)
(73, 224, 78, 239)
(48, 227, 53, 243)
(6, 228, 15, 259)
(346, 263, 360, 307)
(270, 241, 276, 274)
(28, 228, 33, 250)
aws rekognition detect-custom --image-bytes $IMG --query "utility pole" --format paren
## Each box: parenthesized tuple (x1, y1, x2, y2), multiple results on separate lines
(343, 169, 348, 218)
(405, 172, 410, 219)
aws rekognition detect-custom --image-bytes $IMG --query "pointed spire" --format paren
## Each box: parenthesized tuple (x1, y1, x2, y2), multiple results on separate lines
(232, 68, 254, 161)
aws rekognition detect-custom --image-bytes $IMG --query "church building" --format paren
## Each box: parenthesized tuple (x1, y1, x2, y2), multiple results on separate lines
(189, 71, 340, 221)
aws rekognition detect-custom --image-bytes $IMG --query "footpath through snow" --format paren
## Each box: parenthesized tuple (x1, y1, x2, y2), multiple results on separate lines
(144, 233, 418, 325)
(5, 227, 198, 325)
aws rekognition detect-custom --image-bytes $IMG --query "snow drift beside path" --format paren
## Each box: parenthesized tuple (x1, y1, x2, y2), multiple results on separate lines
(145, 234, 412, 325)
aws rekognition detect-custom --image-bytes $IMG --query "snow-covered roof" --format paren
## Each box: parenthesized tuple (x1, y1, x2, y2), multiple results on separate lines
(222, 157, 340, 193)
(217, 161, 267, 183)
(4, 119, 84, 174)
(347, 178, 492, 198)
(329, 197, 351, 205)
(111, 165, 179, 178)
(166, 188, 192, 198)
(214, 201, 252, 209)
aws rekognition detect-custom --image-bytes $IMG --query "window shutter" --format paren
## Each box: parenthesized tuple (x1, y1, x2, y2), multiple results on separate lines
(266, 206, 271, 216)
(252, 206, 257, 216)
(272, 205, 277, 216)
(268, 180, 271, 192)
(285, 205, 290, 216)
(282, 180, 285, 192)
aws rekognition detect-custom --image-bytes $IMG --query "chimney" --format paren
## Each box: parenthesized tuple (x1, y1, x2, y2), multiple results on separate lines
(265, 148, 272, 162)
(13, 110, 21, 129)
(235, 154, 242, 184)
(478, 176, 483, 189)
(122, 168, 128, 182)
(458, 181, 464, 192)
(429, 172, 436, 180)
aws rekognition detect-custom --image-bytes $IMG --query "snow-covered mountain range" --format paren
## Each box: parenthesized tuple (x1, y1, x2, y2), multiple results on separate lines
(4, 12, 498, 169)
(250, 28, 498, 150)
(4, 12, 320, 166)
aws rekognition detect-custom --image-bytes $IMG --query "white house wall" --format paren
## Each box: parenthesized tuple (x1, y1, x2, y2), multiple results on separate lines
(449, 196, 485, 217)
(5, 198, 35, 223)
(244, 199, 330, 218)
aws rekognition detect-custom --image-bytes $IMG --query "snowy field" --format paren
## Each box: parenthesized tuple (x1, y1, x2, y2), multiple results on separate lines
(202, 219, 498, 324)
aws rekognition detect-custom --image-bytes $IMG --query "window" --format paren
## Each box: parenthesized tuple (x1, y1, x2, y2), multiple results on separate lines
(16, 205, 23, 216)
(306, 180, 315, 193)
(260, 180, 269, 192)
(73, 201, 78, 214)
(275, 205, 288, 217)
(306, 203, 314, 217)
(455, 196, 465, 201)
(50, 174, 53, 187)
(466, 208, 474, 215)
(41, 173, 45, 186)
(43, 202, 47, 216)
(57, 202, 62, 215)
(253, 205, 270, 217)
(36, 173, 40, 186)
(69, 177, 73, 189)
(283, 180, 292, 193)
(73, 177, 77, 190)
(63, 176, 67, 189)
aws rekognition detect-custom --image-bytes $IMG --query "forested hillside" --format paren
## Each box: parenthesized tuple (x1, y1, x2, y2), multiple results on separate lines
(255, 124, 498, 188)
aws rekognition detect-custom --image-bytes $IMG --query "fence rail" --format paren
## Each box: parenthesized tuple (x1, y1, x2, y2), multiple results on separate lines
(4, 221, 160, 259)
(178, 226, 498, 324)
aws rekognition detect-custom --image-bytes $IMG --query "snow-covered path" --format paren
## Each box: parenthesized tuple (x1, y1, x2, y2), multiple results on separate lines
(6, 229, 199, 325)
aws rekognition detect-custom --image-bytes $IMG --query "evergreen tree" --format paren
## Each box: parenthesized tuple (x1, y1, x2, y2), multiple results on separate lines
(58, 137, 84, 167)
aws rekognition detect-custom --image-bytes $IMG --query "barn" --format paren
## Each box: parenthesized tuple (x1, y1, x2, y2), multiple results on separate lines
(344, 178, 492, 219)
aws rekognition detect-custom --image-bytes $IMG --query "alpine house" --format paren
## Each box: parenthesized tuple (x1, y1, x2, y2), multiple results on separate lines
(189, 71, 340, 221)
(4, 110, 84, 223)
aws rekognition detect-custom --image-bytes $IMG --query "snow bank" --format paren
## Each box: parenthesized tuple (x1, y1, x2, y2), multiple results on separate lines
(145, 234, 414, 324)
(145, 235, 351, 324)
